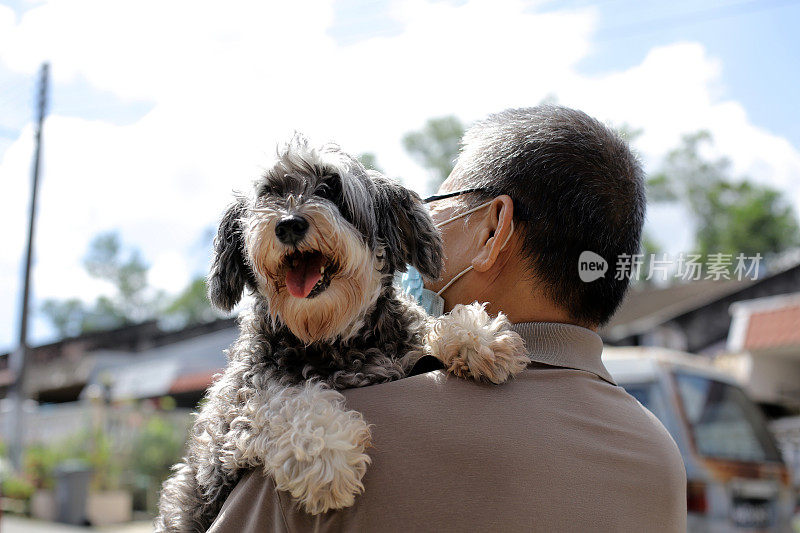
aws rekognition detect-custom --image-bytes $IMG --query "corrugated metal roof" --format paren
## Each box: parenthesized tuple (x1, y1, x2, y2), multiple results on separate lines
(602, 279, 752, 340)
(81, 327, 235, 400)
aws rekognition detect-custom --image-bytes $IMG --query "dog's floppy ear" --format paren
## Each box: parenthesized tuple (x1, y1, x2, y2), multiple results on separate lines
(373, 174, 443, 279)
(207, 199, 256, 312)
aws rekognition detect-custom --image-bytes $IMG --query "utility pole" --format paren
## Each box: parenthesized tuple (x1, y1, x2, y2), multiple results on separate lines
(8, 62, 49, 471)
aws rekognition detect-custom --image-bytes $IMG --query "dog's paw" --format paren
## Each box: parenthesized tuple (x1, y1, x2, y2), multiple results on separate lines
(266, 383, 371, 515)
(426, 302, 528, 384)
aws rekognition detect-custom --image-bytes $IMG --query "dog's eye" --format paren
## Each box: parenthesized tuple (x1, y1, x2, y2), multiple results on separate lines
(316, 175, 343, 203)
(258, 184, 277, 197)
(316, 184, 331, 200)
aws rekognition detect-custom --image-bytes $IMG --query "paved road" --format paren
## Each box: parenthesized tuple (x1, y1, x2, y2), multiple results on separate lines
(0, 516, 153, 532)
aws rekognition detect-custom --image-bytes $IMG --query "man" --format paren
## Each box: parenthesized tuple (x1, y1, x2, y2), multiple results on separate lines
(209, 106, 686, 532)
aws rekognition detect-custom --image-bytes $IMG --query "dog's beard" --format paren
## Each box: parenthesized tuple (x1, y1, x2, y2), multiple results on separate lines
(245, 204, 384, 344)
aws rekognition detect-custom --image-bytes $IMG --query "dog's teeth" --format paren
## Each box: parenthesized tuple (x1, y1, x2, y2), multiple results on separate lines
(320, 265, 325, 274)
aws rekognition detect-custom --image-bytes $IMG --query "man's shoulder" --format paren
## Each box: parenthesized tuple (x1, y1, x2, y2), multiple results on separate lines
(627, 389, 686, 479)
(340, 364, 685, 531)
(339, 363, 615, 434)
(343, 363, 683, 470)
(342, 368, 453, 400)
(212, 365, 687, 533)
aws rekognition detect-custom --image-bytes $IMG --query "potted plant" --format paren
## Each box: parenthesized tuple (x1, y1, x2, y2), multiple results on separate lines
(26, 429, 133, 525)
(77, 429, 133, 526)
(25, 443, 59, 520)
(130, 414, 186, 514)
(1, 475, 35, 515)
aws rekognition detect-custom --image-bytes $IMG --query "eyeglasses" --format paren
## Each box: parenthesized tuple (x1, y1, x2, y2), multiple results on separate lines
(425, 187, 529, 221)
(423, 188, 489, 204)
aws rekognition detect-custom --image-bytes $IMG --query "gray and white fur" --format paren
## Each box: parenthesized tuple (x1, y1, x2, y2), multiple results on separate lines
(155, 134, 527, 532)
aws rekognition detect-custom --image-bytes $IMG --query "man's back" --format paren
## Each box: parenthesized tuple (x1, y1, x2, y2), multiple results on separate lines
(210, 323, 686, 532)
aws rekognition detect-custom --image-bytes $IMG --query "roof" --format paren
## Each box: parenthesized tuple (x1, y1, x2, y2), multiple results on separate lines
(745, 305, 800, 350)
(728, 293, 800, 352)
(602, 279, 753, 341)
(80, 327, 235, 401)
(603, 251, 800, 346)
(1, 317, 239, 401)
(170, 370, 220, 394)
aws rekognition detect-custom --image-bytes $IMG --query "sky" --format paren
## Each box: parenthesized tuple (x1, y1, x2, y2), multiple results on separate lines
(0, 0, 799, 351)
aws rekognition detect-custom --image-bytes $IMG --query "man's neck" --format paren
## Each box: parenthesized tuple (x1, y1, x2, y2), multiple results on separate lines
(482, 291, 589, 329)
(442, 261, 597, 332)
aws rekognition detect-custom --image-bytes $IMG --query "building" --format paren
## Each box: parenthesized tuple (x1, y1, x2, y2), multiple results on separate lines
(3, 254, 799, 409)
(0, 318, 236, 407)
(601, 257, 800, 354)
(718, 293, 800, 414)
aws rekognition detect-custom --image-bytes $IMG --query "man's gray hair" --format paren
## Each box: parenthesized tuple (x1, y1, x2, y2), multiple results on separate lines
(452, 105, 645, 326)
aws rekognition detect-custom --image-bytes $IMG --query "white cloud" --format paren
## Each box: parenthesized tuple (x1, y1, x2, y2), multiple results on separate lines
(149, 251, 191, 293)
(0, 0, 798, 348)
(557, 42, 800, 206)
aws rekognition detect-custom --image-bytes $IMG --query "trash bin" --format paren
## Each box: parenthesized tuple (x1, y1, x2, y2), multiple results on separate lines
(54, 459, 92, 525)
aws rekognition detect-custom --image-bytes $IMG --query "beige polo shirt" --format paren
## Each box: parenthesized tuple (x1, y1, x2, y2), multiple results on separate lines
(208, 322, 686, 532)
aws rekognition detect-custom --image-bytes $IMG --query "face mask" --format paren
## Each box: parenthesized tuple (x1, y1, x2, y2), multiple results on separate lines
(395, 199, 514, 316)
(394, 266, 445, 316)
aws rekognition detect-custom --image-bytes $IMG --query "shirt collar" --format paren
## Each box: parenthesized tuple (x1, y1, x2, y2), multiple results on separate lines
(511, 322, 616, 386)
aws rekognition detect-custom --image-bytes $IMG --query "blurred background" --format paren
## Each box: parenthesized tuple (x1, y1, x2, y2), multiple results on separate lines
(1, 0, 799, 530)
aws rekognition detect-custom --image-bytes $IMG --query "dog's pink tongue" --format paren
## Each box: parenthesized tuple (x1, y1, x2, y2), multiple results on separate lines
(285, 255, 324, 298)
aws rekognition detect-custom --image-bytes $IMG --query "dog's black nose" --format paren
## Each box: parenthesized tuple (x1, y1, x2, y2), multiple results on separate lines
(275, 215, 309, 245)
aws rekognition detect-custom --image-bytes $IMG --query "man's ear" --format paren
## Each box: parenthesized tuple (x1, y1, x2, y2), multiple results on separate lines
(472, 195, 515, 273)
(373, 174, 443, 279)
(207, 199, 256, 312)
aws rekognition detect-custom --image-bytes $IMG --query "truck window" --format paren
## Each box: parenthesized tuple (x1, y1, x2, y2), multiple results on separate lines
(674, 372, 782, 463)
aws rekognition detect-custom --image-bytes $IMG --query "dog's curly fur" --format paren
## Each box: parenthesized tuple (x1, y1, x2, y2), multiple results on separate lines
(155, 135, 527, 532)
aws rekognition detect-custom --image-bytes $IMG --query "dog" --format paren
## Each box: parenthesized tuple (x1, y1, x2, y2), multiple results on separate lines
(155, 134, 528, 532)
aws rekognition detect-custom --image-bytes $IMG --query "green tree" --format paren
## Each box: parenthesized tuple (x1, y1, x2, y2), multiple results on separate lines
(41, 231, 218, 338)
(130, 415, 187, 512)
(40, 298, 88, 338)
(538, 93, 559, 106)
(164, 276, 216, 327)
(694, 180, 800, 257)
(358, 152, 383, 173)
(83, 232, 152, 322)
(613, 122, 643, 144)
(41, 232, 155, 337)
(636, 232, 664, 287)
(402, 115, 465, 191)
(649, 131, 800, 257)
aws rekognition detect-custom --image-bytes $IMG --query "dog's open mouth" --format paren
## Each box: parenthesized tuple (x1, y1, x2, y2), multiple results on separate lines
(283, 251, 337, 299)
